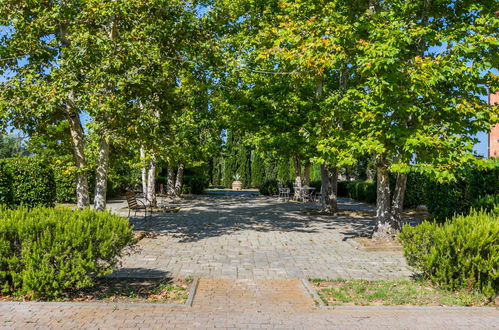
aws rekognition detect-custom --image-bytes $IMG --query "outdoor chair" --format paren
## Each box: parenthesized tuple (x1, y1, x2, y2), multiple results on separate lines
(277, 182, 290, 201)
(300, 186, 316, 203)
(125, 191, 152, 219)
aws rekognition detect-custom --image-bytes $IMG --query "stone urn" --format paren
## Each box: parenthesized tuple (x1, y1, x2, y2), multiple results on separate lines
(232, 174, 242, 191)
(232, 180, 242, 191)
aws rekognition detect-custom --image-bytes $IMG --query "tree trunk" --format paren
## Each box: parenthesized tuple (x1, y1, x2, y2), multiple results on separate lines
(372, 154, 396, 239)
(140, 146, 148, 194)
(167, 165, 176, 197)
(303, 161, 311, 186)
(320, 164, 338, 214)
(66, 107, 89, 209)
(93, 136, 110, 211)
(329, 166, 338, 212)
(293, 155, 302, 187)
(146, 152, 157, 207)
(390, 172, 408, 230)
(174, 163, 185, 197)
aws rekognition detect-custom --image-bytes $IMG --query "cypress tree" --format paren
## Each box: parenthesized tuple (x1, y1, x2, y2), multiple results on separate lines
(223, 130, 237, 186)
(251, 150, 266, 187)
(265, 160, 277, 181)
(237, 143, 251, 188)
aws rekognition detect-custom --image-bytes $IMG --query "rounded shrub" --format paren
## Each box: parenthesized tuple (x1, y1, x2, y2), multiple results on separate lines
(399, 210, 498, 299)
(0, 206, 135, 300)
(0, 157, 55, 207)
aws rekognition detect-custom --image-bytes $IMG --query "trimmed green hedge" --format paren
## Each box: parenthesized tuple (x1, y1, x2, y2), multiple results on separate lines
(0, 207, 135, 300)
(0, 161, 13, 206)
(0, 157, 55, 207)
(426, 163, 499, 221)
(54, 169, 77, 203)
(259, 179, 279, 196)
(399, 210, 498, 299)
(346, 180, 376, 204)
(182, 175, 208, 194)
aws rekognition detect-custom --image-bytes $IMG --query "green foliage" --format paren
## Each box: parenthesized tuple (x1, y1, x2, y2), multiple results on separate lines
(182, 175, 207, 195)
(259, 179, 279, 196)
(0, 206, 135, 300)
(250, 151, 266, 188)
(399, 211, 499, 299)
(426, 163, 499, 221)
(0, 157, 55, 207)
(211, 157, 224, 186)
(0, 135, 27, 159)
(0, 161, 13, 206)
(346, 180, 376, 204)
(54, 170, 77, 204)
(403, 173, 429, 208)
(309, 180, 322, 191)
(472, 195, 499, 214)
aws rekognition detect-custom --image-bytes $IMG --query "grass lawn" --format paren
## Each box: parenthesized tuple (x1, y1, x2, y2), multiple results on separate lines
(310, 279, 493, 307)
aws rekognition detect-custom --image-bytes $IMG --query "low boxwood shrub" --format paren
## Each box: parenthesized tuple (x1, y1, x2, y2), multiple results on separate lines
(399, 210, 498, 299)
(0, 157, 55, 207)
(346, 180, 376, 204)
(0, 206, 135, 300)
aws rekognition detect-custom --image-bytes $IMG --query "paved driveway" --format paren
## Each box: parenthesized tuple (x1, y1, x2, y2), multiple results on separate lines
(112, 193, 412, 280)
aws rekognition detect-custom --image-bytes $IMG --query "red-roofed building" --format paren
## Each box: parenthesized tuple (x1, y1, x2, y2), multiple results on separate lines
(489, 91, 499, 158)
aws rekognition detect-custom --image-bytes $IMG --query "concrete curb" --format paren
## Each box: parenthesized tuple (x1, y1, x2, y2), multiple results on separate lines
(300, 279, 498, 311)
(0, 278, 200, 308)
(185, 278, 199, 307)
(300, 278, 326, 309)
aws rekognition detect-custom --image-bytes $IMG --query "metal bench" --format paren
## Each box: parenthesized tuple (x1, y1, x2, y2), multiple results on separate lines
(125, 191, 152, 218)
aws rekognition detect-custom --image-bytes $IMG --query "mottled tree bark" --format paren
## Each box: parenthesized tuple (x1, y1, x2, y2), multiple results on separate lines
(146, 152, 157, 207)
(93, 136, 110, 211)
(303, 161, 311, 186)
(293, 155, 302, 187)
(372, 154, 397, 239)
(390, 172, 407, 230)
(320, 164, 338, 214)
(167, 165, 176, 197)
(66, 106, 89, 209)
(174, 163, 185, 197)
(140, 146, 147, 194)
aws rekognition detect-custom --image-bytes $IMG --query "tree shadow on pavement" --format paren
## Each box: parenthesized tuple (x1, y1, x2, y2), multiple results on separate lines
(127, 194, 380, 243)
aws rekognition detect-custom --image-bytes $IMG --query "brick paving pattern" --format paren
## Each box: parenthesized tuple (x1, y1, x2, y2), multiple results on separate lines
(112, 194, 412, 280)
(1, 279, 497, 329)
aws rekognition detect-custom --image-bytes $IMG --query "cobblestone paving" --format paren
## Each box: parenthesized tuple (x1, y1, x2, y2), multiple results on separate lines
(112, 194, 412, 280)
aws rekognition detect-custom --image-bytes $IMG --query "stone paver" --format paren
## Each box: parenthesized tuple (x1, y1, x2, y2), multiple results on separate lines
(1, 278, 497, 329)
(111, 194, 412, 280)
